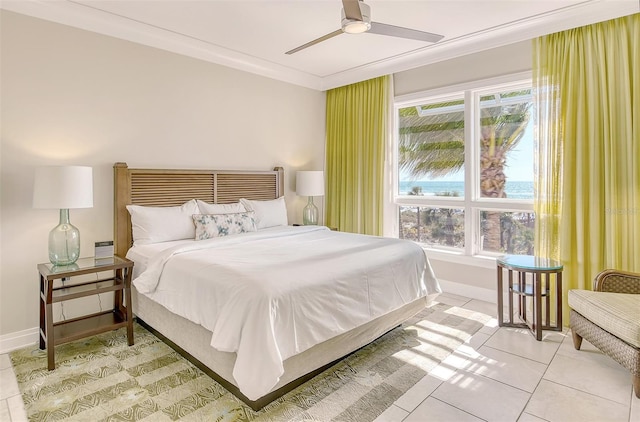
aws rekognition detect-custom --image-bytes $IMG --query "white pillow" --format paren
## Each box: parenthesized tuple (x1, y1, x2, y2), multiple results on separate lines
(126, 199, 199, 245)
(196, 200, 246, 214)
(192, 212, 257, 240)
(239, 197, 288, 229)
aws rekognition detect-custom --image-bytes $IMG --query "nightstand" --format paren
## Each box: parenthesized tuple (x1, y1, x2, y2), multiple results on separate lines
(497, 254, 563, 341)
(37, 256, 134, 370)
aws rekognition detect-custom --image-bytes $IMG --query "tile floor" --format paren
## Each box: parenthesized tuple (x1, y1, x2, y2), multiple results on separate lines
(1, 292, 638, 421)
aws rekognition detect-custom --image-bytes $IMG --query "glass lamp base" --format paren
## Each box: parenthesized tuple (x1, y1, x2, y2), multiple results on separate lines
(302, 197, 319, 225)
(49, 209, 81, 265)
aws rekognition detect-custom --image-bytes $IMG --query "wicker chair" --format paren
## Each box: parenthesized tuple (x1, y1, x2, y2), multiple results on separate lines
(569, 269, 640, 399)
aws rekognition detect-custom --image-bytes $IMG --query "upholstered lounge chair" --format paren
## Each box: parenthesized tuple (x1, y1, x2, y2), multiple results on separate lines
(568, 269, 640, 399)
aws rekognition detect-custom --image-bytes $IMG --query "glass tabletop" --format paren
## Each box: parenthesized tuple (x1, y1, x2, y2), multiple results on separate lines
(497, 254, 563, 271)
(38, 256, 130, 277)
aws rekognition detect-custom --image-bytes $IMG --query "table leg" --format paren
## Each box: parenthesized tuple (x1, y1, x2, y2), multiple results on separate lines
(545, 273, 551, 328)
(534, 273, 542, 340)
(114, 268, 123, 314)
(518, 272, 526, 322)
(39, 276, 46, 350)
(124, 267, 134, 346)
(508, 269, 514, 324)
(497, 265, 504, 326)
(556, 272, 563, 329)
(46, 301, 55, 370)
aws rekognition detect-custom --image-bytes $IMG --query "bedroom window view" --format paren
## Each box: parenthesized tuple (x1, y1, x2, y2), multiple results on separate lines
(478, 89, 533, 200)
(395, 80, 535, 256)
(480, 210, 535, 254)
(399, 206, 465, 248)
(397, 97, 465, 197)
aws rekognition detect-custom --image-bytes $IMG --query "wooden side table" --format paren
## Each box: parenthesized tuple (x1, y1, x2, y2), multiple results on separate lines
(497, 255, 563, 340)
(38, 256, 134, 370)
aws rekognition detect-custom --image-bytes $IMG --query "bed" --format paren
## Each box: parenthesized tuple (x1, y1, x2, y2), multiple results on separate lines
(113, 162, 441, 410)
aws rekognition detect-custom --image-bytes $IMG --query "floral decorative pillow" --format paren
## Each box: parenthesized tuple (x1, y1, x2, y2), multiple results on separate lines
(192, 212, 257, 240)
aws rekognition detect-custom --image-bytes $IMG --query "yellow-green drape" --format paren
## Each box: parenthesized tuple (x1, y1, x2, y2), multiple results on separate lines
(325, 76, 388, 235)
(534, 14, 640, 324)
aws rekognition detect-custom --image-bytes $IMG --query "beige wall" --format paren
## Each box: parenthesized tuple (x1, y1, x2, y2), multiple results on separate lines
(0, 11, 326, 341)
(394, 40, 532, 96)
(392, 41, 533, 296)
(0, 12, 533, 344)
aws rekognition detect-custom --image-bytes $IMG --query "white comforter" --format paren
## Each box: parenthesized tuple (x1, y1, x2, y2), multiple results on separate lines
(131, 225, 440, 400)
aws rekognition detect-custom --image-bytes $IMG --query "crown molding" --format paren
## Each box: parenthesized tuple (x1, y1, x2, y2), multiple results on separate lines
(0, 0, 325, 90)
(2, 0, 638, 91)
(320, 0, 639, 90)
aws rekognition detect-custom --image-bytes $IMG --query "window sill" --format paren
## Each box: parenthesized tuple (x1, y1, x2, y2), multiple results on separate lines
(420, 247, 497, 270)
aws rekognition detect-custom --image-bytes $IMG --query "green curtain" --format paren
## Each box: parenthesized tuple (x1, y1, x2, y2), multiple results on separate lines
(325, 76, 388, 235)
(533, 14, 640, 323)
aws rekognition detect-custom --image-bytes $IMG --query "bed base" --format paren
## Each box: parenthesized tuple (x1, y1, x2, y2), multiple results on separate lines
(133, 286, 429, 411)
(136, 317, 398, 411)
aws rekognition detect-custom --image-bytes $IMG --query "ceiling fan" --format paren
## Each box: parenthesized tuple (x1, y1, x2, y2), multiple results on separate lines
(285, 0, 444, 55)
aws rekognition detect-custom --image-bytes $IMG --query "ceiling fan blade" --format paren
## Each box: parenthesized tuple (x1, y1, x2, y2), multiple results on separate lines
(285, 29, 344, 55)
(369, 22, 444, 43)
(342, 0, 363, 21)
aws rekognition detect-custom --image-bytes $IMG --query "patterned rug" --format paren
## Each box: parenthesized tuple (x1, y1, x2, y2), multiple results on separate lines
(10, 302, 491, 421)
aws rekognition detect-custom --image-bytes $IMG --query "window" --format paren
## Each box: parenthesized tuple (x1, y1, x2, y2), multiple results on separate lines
(391, 74, 534, 258)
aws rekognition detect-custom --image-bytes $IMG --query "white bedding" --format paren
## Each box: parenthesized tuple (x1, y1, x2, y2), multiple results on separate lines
(127, 239, 191, 278)
(129, 225, 440, 400)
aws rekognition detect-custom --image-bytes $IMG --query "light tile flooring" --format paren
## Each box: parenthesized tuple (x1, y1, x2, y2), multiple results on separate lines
(1, 293, 638, 421)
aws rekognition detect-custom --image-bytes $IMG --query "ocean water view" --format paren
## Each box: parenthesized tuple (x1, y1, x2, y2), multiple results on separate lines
(399, 180, 534, 199)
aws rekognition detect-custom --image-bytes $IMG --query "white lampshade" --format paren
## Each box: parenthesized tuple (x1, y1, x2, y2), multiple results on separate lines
(33, 166, 94, 209)
(296, 171, 325, 197)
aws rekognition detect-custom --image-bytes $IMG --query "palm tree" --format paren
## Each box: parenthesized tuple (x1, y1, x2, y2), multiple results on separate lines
(399, 93, 532, 251)
(478, 101, 532, 198)
(435, 191, 459, 247)
(407, 186, 423, 241)
(398, 102, 465, 178)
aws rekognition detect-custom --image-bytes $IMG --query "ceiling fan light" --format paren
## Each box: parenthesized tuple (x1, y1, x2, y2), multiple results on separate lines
(343, 20, 371, 34)
(341, 2, 371, 34)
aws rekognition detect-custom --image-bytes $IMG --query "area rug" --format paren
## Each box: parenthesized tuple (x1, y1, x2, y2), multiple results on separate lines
(10, 302, 491, 421)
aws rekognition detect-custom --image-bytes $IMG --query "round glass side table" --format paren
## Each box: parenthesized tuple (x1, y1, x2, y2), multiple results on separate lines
(497, 254, 563, 340)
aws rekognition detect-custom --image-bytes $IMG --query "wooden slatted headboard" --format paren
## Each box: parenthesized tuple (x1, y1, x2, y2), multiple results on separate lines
(113, 162, 284, 257)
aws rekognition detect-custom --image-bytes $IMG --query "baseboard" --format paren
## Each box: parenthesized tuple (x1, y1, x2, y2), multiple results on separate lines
(438, 278, 497, 304)
(0, 327, 39, 354)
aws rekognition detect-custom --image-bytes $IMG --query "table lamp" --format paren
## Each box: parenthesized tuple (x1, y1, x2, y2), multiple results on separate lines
(296, 171, 324, 225)
(33, 166, 94, 265)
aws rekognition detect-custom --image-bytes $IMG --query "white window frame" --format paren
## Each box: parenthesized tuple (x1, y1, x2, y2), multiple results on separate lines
(387, 72, 534, 266)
